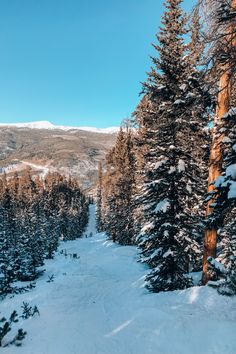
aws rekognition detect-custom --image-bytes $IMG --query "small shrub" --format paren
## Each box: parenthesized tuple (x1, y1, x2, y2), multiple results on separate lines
(0, 311, 26, 347)
(21, 302, 40, 320)
(47, 274, 55, 283)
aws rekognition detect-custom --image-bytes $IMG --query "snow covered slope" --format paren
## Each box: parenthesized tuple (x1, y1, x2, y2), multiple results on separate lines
(0, 125, 116, 187)
(1, 206, 236, 354)
(0, 121, 55, 130)
(0, 121, 119, 134)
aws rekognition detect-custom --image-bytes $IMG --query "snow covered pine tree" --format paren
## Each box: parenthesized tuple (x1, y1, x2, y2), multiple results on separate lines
(205, 108, 236, 295)
(200, 0, 236, 288)
(96, 161, 104, 232)
(102, 128, 136, 245)
(134, 0, 210, 292)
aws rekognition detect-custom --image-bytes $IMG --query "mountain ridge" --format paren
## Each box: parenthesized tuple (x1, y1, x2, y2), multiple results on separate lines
(0, 120, 120, 134)
(0, 124, 117, 188)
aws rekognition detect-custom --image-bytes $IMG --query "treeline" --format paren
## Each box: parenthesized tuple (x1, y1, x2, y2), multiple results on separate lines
(0, 170, 88, 297)
(96, 0, 236, 295)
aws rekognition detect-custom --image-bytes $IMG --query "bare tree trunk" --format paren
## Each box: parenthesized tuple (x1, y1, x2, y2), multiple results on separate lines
(202, 0, 236, 284)
(202, 69, 231, 284)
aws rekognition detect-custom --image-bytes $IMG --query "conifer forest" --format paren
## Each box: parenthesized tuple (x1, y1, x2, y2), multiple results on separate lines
(1, 1, 236, 353)
(97, 0, 236, 296)
(0, 171, 88, 297)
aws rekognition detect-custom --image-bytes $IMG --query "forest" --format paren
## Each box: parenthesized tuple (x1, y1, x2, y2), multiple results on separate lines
(0, 170, 88, 297)
(96, 0, 236, 296)
(0, 0, 236, 352)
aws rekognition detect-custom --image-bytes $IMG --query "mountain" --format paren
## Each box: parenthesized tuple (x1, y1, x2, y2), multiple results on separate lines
(0, 121, 120, 134)
(0, 122, 118, 188)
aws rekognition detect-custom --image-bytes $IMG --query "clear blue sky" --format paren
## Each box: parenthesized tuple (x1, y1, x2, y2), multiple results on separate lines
(0, 0, 194, 128)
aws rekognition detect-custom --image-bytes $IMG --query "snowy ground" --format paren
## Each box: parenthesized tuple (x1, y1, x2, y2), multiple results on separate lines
(21, 161, 50, 179)
(1, 205, 236, 354)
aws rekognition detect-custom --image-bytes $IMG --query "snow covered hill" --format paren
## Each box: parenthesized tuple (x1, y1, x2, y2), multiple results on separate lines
(0, 121, 120, 134)
(0, 125, 117, 188)
(1, 205, 236, 354)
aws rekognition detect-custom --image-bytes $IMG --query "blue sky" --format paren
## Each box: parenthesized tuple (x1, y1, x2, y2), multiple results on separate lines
(0, 0, 194, 128)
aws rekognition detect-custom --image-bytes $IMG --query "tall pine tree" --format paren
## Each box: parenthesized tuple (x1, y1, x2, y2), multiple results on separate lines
(135, 0, 210, 292)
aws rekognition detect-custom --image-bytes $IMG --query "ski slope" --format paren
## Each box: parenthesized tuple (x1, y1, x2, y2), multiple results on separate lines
(1, 205, 236, 354)
(21, 161, 50, 179)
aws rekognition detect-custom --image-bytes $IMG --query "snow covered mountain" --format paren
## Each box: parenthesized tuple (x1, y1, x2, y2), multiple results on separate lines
(0, 123, 117, 188)
(0, 121, 120, 134)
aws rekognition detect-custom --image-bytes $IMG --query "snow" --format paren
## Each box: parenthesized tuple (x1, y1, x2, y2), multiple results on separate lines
(157, 85, 166, 90)
(214, 175, 226, 188)
(228, 181, 236, 199)
(1, 206, 236, 354)
(186, 183, 192, 193)
(0, 163, 22, 174)
(153, 159, 168, 169)
(173, 99, 185, 105)
(74, 126, 120, 134)
(214, 164, 236, 199)
(163, 249, 173, 258)
(208, 257, 226, 274)
(83, 204, 97, 236)
(222, 136, 232, 143)
(168, 166, 176, 174)
(179, 84, 187, 91)
(186, 92, 195, 99)
(21, 161, 50, 179)
(178, 159, 185, 172)
(0, 121, 120, 134)
(226, 164, 236, 179)
(154, 198, 170, 213)
(140, 222, 154, 234)
(0, 121, 55, 130)
(223, 107, 236, 119)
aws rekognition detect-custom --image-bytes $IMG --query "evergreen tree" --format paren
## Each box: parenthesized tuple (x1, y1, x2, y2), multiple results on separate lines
(0, 204, 15, 296)
(134, 0, 210, 292)
(102, 127, 136, 245)
(205, 108, 236, 295)
(0, 169, 88, 295)
(198, 0, 236, 284)
(112, 128, 136, 245)
(96, 162, 104, 232)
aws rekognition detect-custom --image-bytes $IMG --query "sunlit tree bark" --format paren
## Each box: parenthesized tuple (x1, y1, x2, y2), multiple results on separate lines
(202, 0, 236, 284)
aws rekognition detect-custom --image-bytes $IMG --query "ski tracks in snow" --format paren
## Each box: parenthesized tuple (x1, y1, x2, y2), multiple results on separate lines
(1, 205, 236, 354)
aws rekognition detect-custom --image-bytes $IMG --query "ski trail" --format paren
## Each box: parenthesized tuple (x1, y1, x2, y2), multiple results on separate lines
(1, 208, 236, 354)
(83, 204, 97, 237)
(21, 161, 50, 179)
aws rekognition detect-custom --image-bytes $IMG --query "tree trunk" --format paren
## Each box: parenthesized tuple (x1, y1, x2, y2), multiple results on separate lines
(202, 69, 230, 285)
(202, 0, 236, 284)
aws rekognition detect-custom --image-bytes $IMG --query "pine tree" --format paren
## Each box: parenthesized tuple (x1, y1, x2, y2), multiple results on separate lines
(96, 162, 104, 232)
(113, 128, 136, 245)
(102, 127, 136, 245)
(199, 0, 236, 284)
(101, 150, 116, 238)
(0, 203, 14, 296)
(132, 95, 155, 239)
(134, 0, 210, 292)
(204, 108, 236, 294)
(0, 169, 89, 295)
